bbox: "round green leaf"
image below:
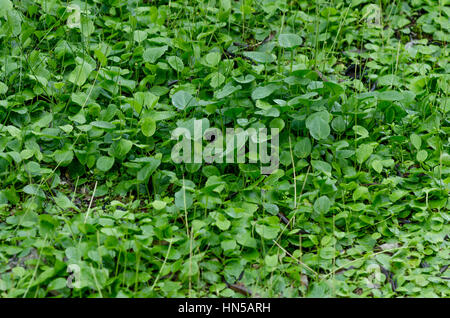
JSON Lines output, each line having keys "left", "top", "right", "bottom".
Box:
{"left": 255, "top": 223, "right": 279, "bottom": 240}
{"left": 314, "top": 196, "right": 331, "bottom": 215}
{"left": 242, "top": 51, "right": 275, "bottom": 64}
{"left": 96, "top": 156, "right": 115, "bottom": 172}
{"left": 202, "top": 52, "right": 221, "bottom": 67}
{"left": 306, "top": 116, "right": 330, "bottom": 140}
{"left": 270, "top": 118, "right": 285, "bottom": 131}
{"left": 278, "top": 33, "right": 303, "bottom": 48}
{"left": 294, "top": 138, "right": 312, "bottom": 158}
{"left": 167, "top": 56, "right": 184, "bottom": 72}
{"left": 109, "top": 139, "right": 133, "bottom": 160}
{"left": 0, "top": 81, "right": 8, "bottom": 94}
{"left": 210, "top": 72, "right": 225, "bottom": 88}
{"left": 417, "top": 150, "right": 428, "bottom": 162}
{"left": 141, "top": 117, "right": 156, "bottom": 137}
{"left": 371, "top": 160, "right": 383, "bottom": 173}
{"left": 171, "top": 90, "right": 197, "bottom": 110}
{"left": 143, "top": 46, "right": 168, "bottom": 63}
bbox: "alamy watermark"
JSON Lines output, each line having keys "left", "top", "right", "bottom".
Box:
{"left": 66, "top": 4, "right": 81, "bottom": 29}
{"left": 170, "top": 119, "right": 279, "bottom": 175}
{"left": 66, "top": 264, "right": 81, "bottom": 289}
{"left": 363, "top": 4, "right": 382, "bottom": 28}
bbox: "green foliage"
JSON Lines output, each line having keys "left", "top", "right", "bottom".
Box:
{"left": 0, "top": 0, "right": 448, "bottom": 299}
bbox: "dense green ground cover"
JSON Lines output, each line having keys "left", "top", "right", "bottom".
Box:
{"left": 0, "top": 0, "right": 449, "bottom": 298}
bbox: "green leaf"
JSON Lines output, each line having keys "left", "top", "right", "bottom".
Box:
{"left": 140, "top": 117, "right": 156, "bottom": 137}
{"left": 263, "top": 203, "right": 279, "bottom": 215}
{"left": 378, "top": 90, "right": 404, "bottom": 101}
{"left": 441, "top": 153, "right": 450, "bottom": 166}
{"left": 137, "top": 158, "right": 161, "bottom": 183}
{"left": 236, "top": 232, "right": 257, "bottom": 248}
{"left": 221, "top": 239, "right": 237, "bottom": 252}
{"left": 294, "top": 138, "right": 312, "bottom": 158}
{"left": 143, "top": 46, "right": 168, "bottom": 63}
{"left": 265, "top": 254, "right": 278, "bottom": 267}
{"left": 356, "top": 144, "right": 374, "bottom": 164}
{"left": 389, "top": 189, "right": 408, "bottom": 202}
{"left": 4, "top": 9, "right": 21, "bottom": 36}
{"left": 26, "top": 161, "right": 40, "bottom": 174}
{"left": 171, "top": 90, "right": 197, "bottom": 110}
{"left": 54, "top": 192, "right": 77, "bottom": 210}
{"left": 0, "top": 81, "right": 8, "bottom": 94}
{"left": 270, "top": 118, "right": 285, "bottom": 131}
{"left": 278, "top": 33, "right": 303, "bottom": 48}
{"left": 331, "top": 116, "right": 346, "bottom": 132}
{"left": 0, "top": 0, "right": 13, "bottom": 18}
{"left": 133, "top": 30, "right": 147, "bottom": 43}
{"left": 417, "top": 150, "right": 428, "bottom": 162}
{"left": 68, "top": 63, "right": 94, "bottom": 86}
{"left": 48, "top": 278, "right": 68, "bottom": 291}
{"left": 54, "top": 149, "right": 74, "bottom": 166}
{"left": 39, "top": 214, "right": 58, "bottom": 236}
{"left": 202, "top": 52, "right": 221, "bottom": 67}
{"left": 251, "top": 84, "right": 279, "bottom": 100}
{"left": 23, "top": 184, "right": 45, "bottom": 198}
{"left": 152, "top": 200, "right": 167, "bottom": 210}
{"left": 311, "top": 160, "right": 332, "bottom": 177}
{"left": 213, "top": 212, "right": 230, "bottom": 230}
{"left": 91, "top": 121, "right": 115, "bottom": 129}
{"left": 242, "top": 51, "right": 275, "bottom": 63}
{"left": 167, "top": 56, "right": 184, "bottom": 72}
{"left": 134, "top": 92, "right": 159, "bottom": 111}
{"left": 210, "top": 72, "right": 225, "bottom": 88}
{"left": 233, "top": 74, "right": 255, "bottom": 84}
{"left": 378, "top": 74, "right": 400, "bottom": 86}
{"left": 319, "top": 247, "right": 335, "bottom": 260}
{"left": 96, "top": 156, "right": 115, "bottom": 172}
{"left": 109, "top": 139, "right": 133, "bottom": 160}
{"left": 215, "top": 83, "right": 241, "bottom": 99}
{"left": 371, "top": 160, "right": 383, "bottom": 173}
{"left": 353, "top": 125, "right": 369, "bottom": 139}
{"left": 306, "top": 112, "right": 330, "bottom": 140}
{"left": 255, "top": 223, "right": 279, "bottom": 240}
{"left": 314, "top": 196, "right": 331, "bottom": 215}
{"left": 175, "top": 188, "right": 193, "bottom": 210}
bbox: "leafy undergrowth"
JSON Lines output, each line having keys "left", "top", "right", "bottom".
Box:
{"left": 0, "top": 0, "right": 449, "bottom": 298}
